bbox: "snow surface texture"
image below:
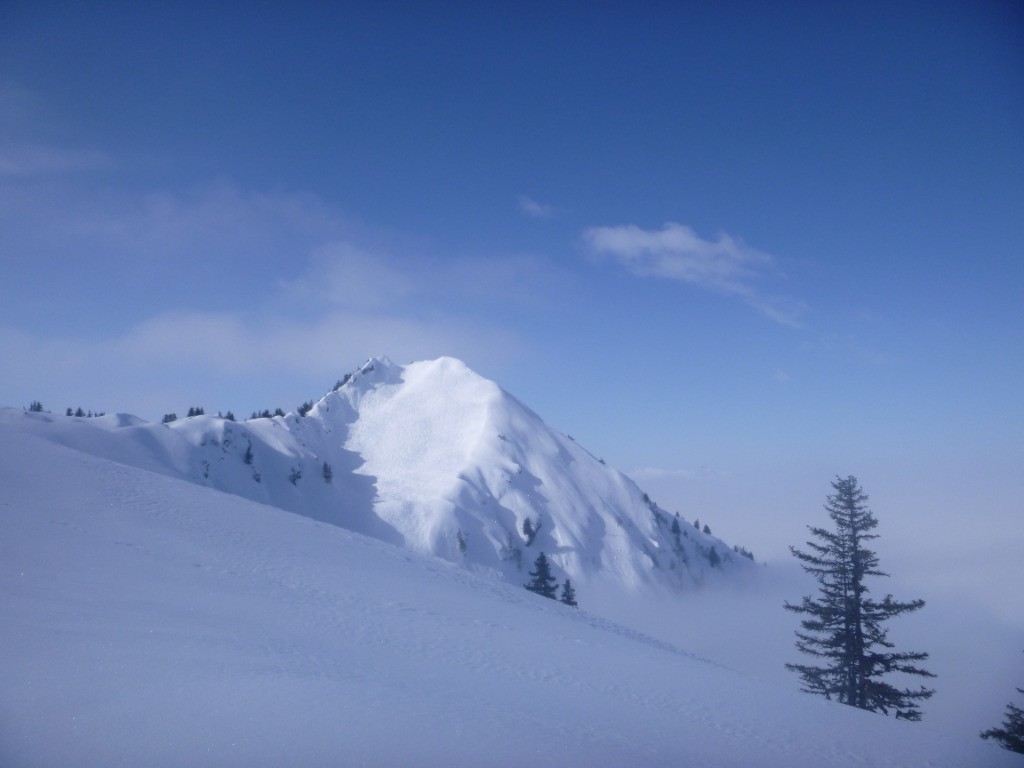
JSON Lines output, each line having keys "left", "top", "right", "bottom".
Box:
{"left": 1, "top": 423, "right": 1015, "bottom": 767}
{"left": 3, "top": 357, "right": 750, "bottom": 596}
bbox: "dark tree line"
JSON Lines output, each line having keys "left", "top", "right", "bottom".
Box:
{"left": 250, "top": 408, "right": 285, "bottom": 420}
{"left": 66, "top": 407, "right": 105, "bottom": 418}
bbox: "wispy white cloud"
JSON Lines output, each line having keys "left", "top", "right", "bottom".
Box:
{"left": 0, "top": 179, "right": 349, "bottom": 289}
{"left": 584, "top": 223, "right": 772, "bottom": 288}
{"left": 111, "top": 309, "right": 523, "bottom": 381}
{"left": 0, "top": 179, "right": 544, "bottom": 418}
{"left": 583, "top": 222, "right": 804, "bottom": 327}
{"left": 2, "top": 174, "right": 567, "bottom": 311}
{"left": 280, "top": 238, "right": 568, "bottom": 315}
{"left": 0, "top": 307, "right": 526, "bottom": 421}
{"left": 518, "top": 195, "right": 555, "bottom": 219}
{"left": 280, "top": 242, "right": 421, "bottom": 310}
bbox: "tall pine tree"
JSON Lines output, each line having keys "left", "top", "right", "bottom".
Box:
{"left": 785, "top": 475, "right": 935, "bottom": 720}
{"left": 524, "top": 552, "right": 559, "bottom": 599}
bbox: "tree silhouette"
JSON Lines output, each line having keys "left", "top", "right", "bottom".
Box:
{"left": 525, "top": 552, "right": 558, "bottom": 599}
{"left": 786, "top": 476, "right": 935, "bottom": 720}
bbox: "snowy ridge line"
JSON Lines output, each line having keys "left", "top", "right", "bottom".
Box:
{"left": 1, "top": 355, "right": 755, "bottom": 596}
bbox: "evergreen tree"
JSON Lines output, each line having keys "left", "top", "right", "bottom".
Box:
{"left": 559, "top": 578, "right": 578, "bottom": 607}
{"left": 981, "top": 670, "right": 1024, "bottom": 754}
{"left": 785, "top": 475, "right": 935, "bottom": 720}
{"left": 524, "top": 552, "right": 559, "bottom": 599}
{"left": 322, "top": 461, "right": 333, "bottom": 483}
{"left": 28, "top": 400, "right": 44, "bottom": 413}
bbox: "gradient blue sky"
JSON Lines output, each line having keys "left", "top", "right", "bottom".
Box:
{"left": 2, "top": 3, "right": 1022, "bottom": 590}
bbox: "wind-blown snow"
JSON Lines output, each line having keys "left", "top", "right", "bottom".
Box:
{"left": 1, "top": 421, "right": 1014, "bottom": 767}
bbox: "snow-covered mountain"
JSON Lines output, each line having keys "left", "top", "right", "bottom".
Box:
{"left": 2, "top": 421, "right": 1016, "bottom": 767}
{"left": 5, "top": 356, "right": 752, "bottom": 594}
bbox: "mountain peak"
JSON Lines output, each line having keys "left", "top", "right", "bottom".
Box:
{"left": 5, "top": 357, "right": 755, "bottom": 595}
{"left": 352, "top": 355, "right": 400, "bottom": 382}
{"left": 326, "top": 356, "right": 752, "bottom": 590}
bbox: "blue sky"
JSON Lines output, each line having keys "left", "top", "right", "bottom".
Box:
{"left": 2, "top": 2, "right": 1022, "bottom": 580}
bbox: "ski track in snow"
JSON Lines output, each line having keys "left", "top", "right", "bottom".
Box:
{"left": 1, "top": 418, "right": 1017, "bottom": 767}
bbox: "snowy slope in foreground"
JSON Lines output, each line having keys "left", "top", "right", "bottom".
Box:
{"left": 1, "top": 425, "right": 1013, "bottom": 767}
{"left": 2, "top": 357, "right": 753, "bottom": 596}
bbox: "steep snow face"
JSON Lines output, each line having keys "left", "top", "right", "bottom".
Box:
{"left": 337, "top": 357, "right": 748, "bottom": 590}
{"left": 349, "top": 358, "right": 500, "bottom": 508}
{"left": 345, "top": 357, "right": 503, "bottom": 552}
{"left": 0, "top": 356, "right": 751, "bottom": 593}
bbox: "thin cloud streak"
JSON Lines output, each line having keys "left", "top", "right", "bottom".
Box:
{"left": 0, "top": 178, "right": 541, "bottom": 418}
{"left": 518, "top": 195, "right": 555, "bottom": 219}
{"left": 0, "top": 308, "right": 526, "bottom": 421}
{"left": 280, "top": 242, "right": 422, "bottom": 310}
{"left": 583, "top": 222, "right": 805, "bottom": 327}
